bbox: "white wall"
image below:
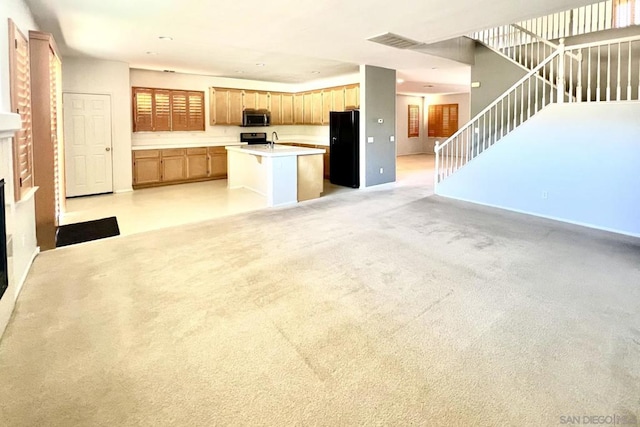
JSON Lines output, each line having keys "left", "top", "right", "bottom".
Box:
{"left": 437, "top": 102, "right": 640, "bottom": 237}
{"left": 0, "top": 0, "right": 40, "bottom": 337}
{"left": 425, "top": 92, "right": 471, "bottom": 154}
{"left": 62, "top": 58, "right": 133, "bottom": 192}
{"left": 396, "top": 95, "right": 429, "bottom": 156}
{"left": 130, "top": 69, "right": 360, "bottom": 147}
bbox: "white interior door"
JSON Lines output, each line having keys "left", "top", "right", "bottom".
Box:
{"left": 63, "top": 93, "right": 113, "bottom": 197}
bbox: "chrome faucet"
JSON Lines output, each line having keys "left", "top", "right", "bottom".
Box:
{"left": 271, "top": 131, "right": 278, "bottom": 148}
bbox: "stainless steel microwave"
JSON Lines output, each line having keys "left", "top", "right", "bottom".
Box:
{"left": 242, "top": 109, "right": 270, "bottom": 127}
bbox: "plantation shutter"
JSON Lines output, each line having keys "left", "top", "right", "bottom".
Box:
{"left": 8, "top": 20, "right": 34, "bottom": 201}
{"left": 169, "top": 91, "right": 187, "bottom": 131}
{"left": 187, "top": 91, "right": 205, "bottom": 130}
{"left": 154, "top": 90, "right": 172, "bottom": 131}
{"left": 133, "top": 88, "right": 154, "bottom": 131}
{"left": 428, "top": 104, "right": 458, "bottom": 138}
{"left": 408, "top": 104, "right": 420, "bottom": 137}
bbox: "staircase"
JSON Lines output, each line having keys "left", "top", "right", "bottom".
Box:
{"left": 435, "top": 0, "right": 640, "bottom": 187}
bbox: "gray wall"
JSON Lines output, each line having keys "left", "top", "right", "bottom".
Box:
{"left": 470, "top": 43, "right": 527, "bottom": 116}
{"left": 363, "top": 65, "right": 396, "bottom": 186}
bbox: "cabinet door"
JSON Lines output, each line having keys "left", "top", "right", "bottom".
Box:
{"left": 208, "top": 147, "right": 227, "bottom": 178}
{"left": 133, "top": 151, "right": 161, "bottom": 185}
{"left": 186, "top": 148, "right": 208, "bottom": 179}
{"left": 162, "top": 156, "right": 186, "bottom": 182}
{"left": 322, "top": 89, "right": 332, "bottom": 124}
{"left": 332, "top": 87, "right": 345, "bottom": 112}
{"left": 293, "top": 93, "right": 304, "bottom": 124}
{"left": 281, "top": 93, "right": 294, "bottom": 125}
{"left": 345, "top": 84, "right": 359, "bottom": 109}
{"left": 270, "top": 93, "right": 282, "bottom": 125}
{"left": 303, "top": 92, "right": 313, "bottom": 124}
{"left": 228, "top": 89, "right": 244, "bottom": 125}
{"left": 211, "top": 88, "right": 229, "bottom": 125}
{"left": 323, "top": 147, "right": 330, "bottom": 179}
{"left": 312, "top": 91, "right": 323, "bottom": 125}
{"left": 243, "top": 91, "right": 258, "bottom": 110}
{"left": 257, "top": 92, "right": 270, "bottom": 110}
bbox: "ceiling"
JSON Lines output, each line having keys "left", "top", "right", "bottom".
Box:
{"left": 25, "top": 0, "right": 594, "bottom": 95}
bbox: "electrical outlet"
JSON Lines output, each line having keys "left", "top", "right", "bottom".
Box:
{"left": 542, "top": 191, "right": 548, "bottom": 199}
{"left": 380, "top": 167, "right": 384, "bottom": 174}
{"left": 367, "top": 137, "right": 374, "bottom": 143}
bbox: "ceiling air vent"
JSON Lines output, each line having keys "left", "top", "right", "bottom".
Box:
{"left": 367, "top": 33, "right": 423, "bottom": 50}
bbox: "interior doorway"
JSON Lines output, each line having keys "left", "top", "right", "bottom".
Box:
{"left": 63, "top": 93, "right": 113, "bottom": 197}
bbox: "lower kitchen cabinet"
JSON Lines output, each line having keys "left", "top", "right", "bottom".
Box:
{"left": 280, "top": 143, "right": 330, "bottom": 179}
{"left": 133, "top": 146, "right": 229, "bottom": 189}
{"left": 208, "top": 146, "right": 227, "bottom": 179}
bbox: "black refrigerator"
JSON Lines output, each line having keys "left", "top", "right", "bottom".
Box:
{"left": 329, "top": 110, "right": 359, "bottom": 188}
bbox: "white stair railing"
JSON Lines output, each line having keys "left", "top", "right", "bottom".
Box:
{"left": 435, "top": 52, "right": 562, "bottom": 184}
{"left": 435, "top": 33, "right": 640, "bottom": 189}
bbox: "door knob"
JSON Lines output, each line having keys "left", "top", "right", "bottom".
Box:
{"left": 105, "top": 147, "right": 111, "bottom": 151}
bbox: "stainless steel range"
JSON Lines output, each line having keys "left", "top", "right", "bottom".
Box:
{"left": 240, "top": 132, "right": 268, "bottom": 145}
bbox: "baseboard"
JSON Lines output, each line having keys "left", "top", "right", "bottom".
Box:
{"left": 434, "top": 193, "right": 640, "bottom": 239}
{"left": 114, "top": 188, "right": 133, "bottom": 194}
{"left": 15, "top": 246, "right": 40, "bottom": 299}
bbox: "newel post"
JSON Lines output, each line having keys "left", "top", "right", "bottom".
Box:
{"left": 557, "top": 38, "right": 566, "bottom": 104}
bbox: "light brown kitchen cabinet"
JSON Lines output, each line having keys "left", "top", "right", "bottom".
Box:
{"left": 303, "top": 92, "right": 313, "bottom": 124}
{"left": 322, "top": 89, "right": 333, "bottom": 124}
{"left": 186, "top": 147, "right": 208, "bottom": 179}
{"left": 133, "top": 150, "right": 162, "bottom": 185}
{"left": 281, "top": 93, "right": 294, "bottom": 124}
{"left": 294, "top": 93, "right": 304, "bottom": 124}
{"left": 279, "top": 142, "right": 330, "bottom": 179}
{"left": 208, "top": 146, "right": 227, "bottom": 178}
{"left": 270, "top": 92, "right": 282, "bottom": 125}
{"left": 345, "top": 84, "right": 360, "bottom": 109}
{"left": 210, "top": 88, "right": 243, "bottom": 125}
{"left": 332, "top": 87, "right": 346, "bottom": 113}
{"left": 161, "top": 149, "right": 187, "bottom": 182}
{"left": 133, "top": 146, "right": 229, "bottom": 189}
{"left": 312, "top": 91, "right": 323, "bottom": 125}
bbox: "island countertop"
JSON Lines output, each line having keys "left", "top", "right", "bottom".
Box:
{"left": 226, "top": 144, "right": 325, "bottom": 157}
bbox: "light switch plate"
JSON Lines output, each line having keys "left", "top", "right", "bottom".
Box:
{"left": 367, "top": 137, "right": 374, "bottom": 143}
{"left": 389, "top": 136, "right": 395, "bottom": 142}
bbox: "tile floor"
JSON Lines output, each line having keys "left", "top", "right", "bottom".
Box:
{"left": 60, "top": 154, "right": 434, "bottom": 237}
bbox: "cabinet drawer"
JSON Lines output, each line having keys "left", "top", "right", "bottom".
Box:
{"left": 134, "top": 149, "right": 160, "bottom": 159}
{"left": 186, "top": 147, "right": 207, "bottom": 155}
{"left": 161, "top": 148, "right": 186, "bottom": 157}
{"left": 208, "top": 146, "right": 227, "bottom": 154}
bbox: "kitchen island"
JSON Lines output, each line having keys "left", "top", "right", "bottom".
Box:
{"left": 226, "top": 144, "right": 326, "bottom": 207}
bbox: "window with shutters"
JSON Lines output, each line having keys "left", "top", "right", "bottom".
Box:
{"left": 132, "top": 87, "right": 204, "bottom": 132}
{"left": 8, "top": 19, "right": 34, "bottom": 202}
{"left": 428, "top": 104, "right": 458, "bottom": 138}
{"left": 408, "top": 105, "right": 420, "bottom": 138}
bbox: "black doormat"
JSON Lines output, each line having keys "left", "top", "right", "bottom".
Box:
{"left": 56, "top": 217, "right": 120, "bottom": 248}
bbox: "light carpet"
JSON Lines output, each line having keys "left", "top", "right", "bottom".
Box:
{"left": 0, "top": 180, "right": 639, "bottom": 426}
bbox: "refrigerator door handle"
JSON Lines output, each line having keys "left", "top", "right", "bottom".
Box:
{"left": 331, "top": 136, "right": 337, "bottom": 145}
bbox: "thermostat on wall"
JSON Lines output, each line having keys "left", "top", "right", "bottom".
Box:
{"left": 471, "top": 81, "right": 481, "bottom": 88}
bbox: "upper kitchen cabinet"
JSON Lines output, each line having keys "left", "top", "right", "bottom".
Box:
{"left": 312, "top": 91, "right": 323, "bottom": 125}
{"left": 293, "top": 93, "right": 304, "bottom": 125}
{"left": 303, "top": 92, "right": 313, "bottom": 124}
{"left": 345, "top": 84, "right": 360, "bottom": 110}
{"left": 29, "top": 30, "right": 64, "bottom": 251}
{"left": 210, "top": 87, "right": 243, "bottom": 125}
{"left": 243, "top": 90, "right": 270, "bottom": 111}
{"left": 281, "top": 93, "right": 294, "bottom": 125}
{"left": 331, "top": 87, "right": 346, "bottom": 114}
{"left": 322, "top": 89, "right": 333, "bottom": 124}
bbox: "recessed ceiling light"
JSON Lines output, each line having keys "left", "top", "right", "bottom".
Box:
{"left": 256, "top": 63, "right": 265, "bottom": 67}
{"left": 146, "top": 51, "right": 158, "bottom": 55}
{"left": 311, "top": 71, "right": 321, "bottom": 74}
{"left": 397, "top": 79, "right": 404, "bottom": 83}
{"left": 159, "top": 36, "right": 173, "bottom": 41}
{"left": 431, "top": 67, "right": 438, "bottom": 70}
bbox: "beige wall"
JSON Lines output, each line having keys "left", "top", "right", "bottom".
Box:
{"left": 0, "top": 0, "right": 40, "bottom": 337}
{"left": 396, "top": 95, "right": 429, "bottom": 156}
{"left": 62, "top": 58, "right": 133, "bottom": 193}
